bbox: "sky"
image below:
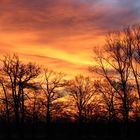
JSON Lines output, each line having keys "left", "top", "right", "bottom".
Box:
{"left": 0, "top": 0, "right": 140, "bottom": 77}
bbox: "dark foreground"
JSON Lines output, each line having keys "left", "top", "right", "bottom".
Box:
{"left": 0, "top": 121, "right": 140, "bottom": 140}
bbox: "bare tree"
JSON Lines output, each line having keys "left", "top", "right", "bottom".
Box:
{"left": 94, "top": 80, "right": 117, "bottom": 123}
{"left": 123, "top": 25, "right": 140, "bottom": 101}
{"left": 41, "top": 69, "right": 66, "bottom": 127}
{"left": 67, "top": 75, "right": 95, "bottom": 124}
{"left": 17, "top": 62, "right": 41, "bottom": 125}
{"left": 90, "top": 30, "right": 136, "bottom": 135}
{"left": 109, "top": 25, "right": 140, "bottom": 120}
{"left": 0, "top": 54, "right": 41, "bottom": 127}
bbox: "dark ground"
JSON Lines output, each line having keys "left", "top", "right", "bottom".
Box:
{"left": 0, "top": 121, "right": 140, "bottom": 140}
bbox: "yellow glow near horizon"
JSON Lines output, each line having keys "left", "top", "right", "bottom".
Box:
{"left": 0, "top": 31, "right": 103, "bottom": 77}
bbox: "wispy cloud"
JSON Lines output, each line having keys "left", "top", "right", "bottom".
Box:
{"left": 0, "top": 0, "right": 139, "bottom": 76}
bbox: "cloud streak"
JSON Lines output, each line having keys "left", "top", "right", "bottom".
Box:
{"left": 0, "top": 0, "right": 139, "bottom": 76}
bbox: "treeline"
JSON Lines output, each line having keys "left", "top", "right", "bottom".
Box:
{"left": 0, "top": 25, "right": 140, "bottom": 138}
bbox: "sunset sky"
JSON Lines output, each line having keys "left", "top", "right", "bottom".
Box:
{"left": 0, "top": 0, "right": 140, "bottom": 77}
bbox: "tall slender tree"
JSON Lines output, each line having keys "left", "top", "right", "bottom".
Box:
{"left": 41, "top": 69, "right": 66, "bottom": 127}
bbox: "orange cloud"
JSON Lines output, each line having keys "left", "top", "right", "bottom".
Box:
{"left": 0, "top": 0, "right": 139, "bottom": 77}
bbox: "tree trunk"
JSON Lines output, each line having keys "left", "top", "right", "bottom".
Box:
{"left": 15, "top": 105, "right": 19, "bottom": 127}
{"left": 123, "top": 99, "right": 129, "bottom": 137}
{"left": 14, "top": 95, "right": 20, "bottom": 128}
{"left": 46, "top": 96, "right": 51, "bottom": 127}
{"left": 78, "top": 109, "right": 82, "bottom": 125}
{"left": 2, "top": 83, "right": 10, "bottom": 124}
{"left": 21, "top": 88, "right": 25, "bottom": 125}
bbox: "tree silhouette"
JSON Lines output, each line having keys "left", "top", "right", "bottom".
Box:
{"left": 67, "top": 75, "right": 95, "bottom": 124}
{"left": 94, "top": 80, "right": 117, "bottom": 123}
{"left": 0, "top": 54, "right": 41, "bottom": 128}
{"left": 41, "top": 69, "right": 66, "bottom": 127}
{"left": 0, "top": 77, "right": 10, "bottom": 125}
{"left": 90, "top": 30, "right": 136, "bottom": 136}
